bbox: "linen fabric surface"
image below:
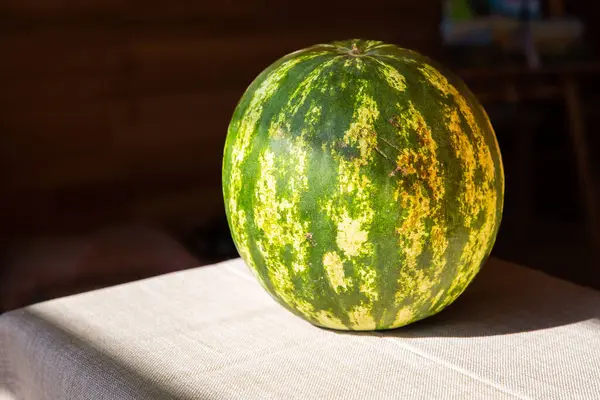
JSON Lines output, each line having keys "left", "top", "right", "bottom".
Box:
{"left": 1, "top": 257, "right": 600, "bottom": 399}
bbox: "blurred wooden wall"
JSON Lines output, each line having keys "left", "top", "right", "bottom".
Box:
{"left": 0, "top": 1, "right": 441, "bottom": 238}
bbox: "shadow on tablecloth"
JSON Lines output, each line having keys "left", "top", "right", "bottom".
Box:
{"left": 337, "top": 259, "right": 600, "bottom": 338}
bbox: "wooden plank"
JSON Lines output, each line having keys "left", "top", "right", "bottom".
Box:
{"left": 0, "top": 74, "right": 123, "bottom": 104}
{"left": 1, "top": 1, "right": 432, "bottom": 24}
{"left": 0, "top": 96, "right": 127, "bottom": 126}
{"left": 1, "top": 182, "right": 224, "bottom": 236}
{"left": 111, "top": 90, "right": 235, "bottom": 177}
{"left": 131, "top": 90, "right": 238, "bottom": 136}
{"left": 128, "top": 33, "right": 284, "bottom": 92}
{"left": 1, "top": 89, "right": 233, "bottom": 192}
{"left": 128, "top": 25, "right": 437, "bottom": 95}
{"left": 0, "top": 0, "right": 125, "bottom": 19}
{"left": 1, "top": 137, "right": 221, "bottom": 195}
{"left": 1, "top": 146, "right": 125, "bottom": 193}
{"left": 1, "top": 97, "right": 128, "bottom": 189}
{"left": 0, "top": 29, "right": 125, "bottom": 78}
{"left": 122, "top": 0, "right": 430, "bottom": 22}
{"left": 123, "top": 186, "right": 224, "bottom": 229}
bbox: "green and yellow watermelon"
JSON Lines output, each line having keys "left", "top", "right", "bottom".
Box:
{"left": 222, "top": 39, "right": 504, "bottom": 331}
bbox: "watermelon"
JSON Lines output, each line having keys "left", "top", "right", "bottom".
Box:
{"left": 222, "top": 39, "right": 504, "bottom": 331}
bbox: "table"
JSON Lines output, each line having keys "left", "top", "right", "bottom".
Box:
{"left": 2, "top": 257, "right": 600, "bottom": 399}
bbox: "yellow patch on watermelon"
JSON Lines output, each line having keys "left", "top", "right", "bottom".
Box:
{"left": 336, "top": 215, "right": 369, "bottom": 258}
{"left": 429, "top": 288, "right": 447, "bottom": 313}
{"left": 374, "top": 59, "right": 406, "bottom": 92}
{"left": 394, "top": 182, "right": 431, "bottom": 271}
{"left": 323, "top": 252, "right": 348, "bottom": 292}
{"left": 419, "top": 63, "right": 496, "bottom": 186}
{"left": 342, "top": 91, "right": 380, "bottom": 166}
{"left": 393, "top": 101, "right": 444, "bottom": 202}
{"left": 393, "top": 306, "right": 415, "bottom": 327}
{"left": 280, "top": 58, "right": 338, "bottom": 121}
{"left": 305, "top": 105, "right": 322, "bottom": 129}
{"left": 430, "top": 223, "right": 449, "bottom": 279}
{"left": 419, "top": 64, "right": 453, "bottom": 97}
{"left": 313, "top": 310, "right": 347, "bottom": 330}
{"left": 362, "top": 40, "right": 385, "bottom": 50}
{"left": 447, "top": 107, "right": 477, "bottom": 227}
{"left": 348, "top": 304, "right": 377, "bottom": 330}
{"left": 357, "top": 267, "right": 379, "bottom": 302}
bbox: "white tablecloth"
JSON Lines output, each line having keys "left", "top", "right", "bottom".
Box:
{"left": 1, "top": 257, "right": 600, "bottom": 399}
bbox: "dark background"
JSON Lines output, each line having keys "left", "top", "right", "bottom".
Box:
{"left": 2, "top": 0, "right": 600, "bottom": 311}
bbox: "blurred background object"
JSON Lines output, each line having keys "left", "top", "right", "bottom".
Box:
{"left": 1, "top": 0, "right": 599, "bottom": 311}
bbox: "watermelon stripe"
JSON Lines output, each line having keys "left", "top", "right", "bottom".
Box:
{"left": 245, "top": 53, "right": 349, "bottom": 328}
{"left": 255, "top": 57, "right": 352, "bottom": 329}
{"left": 417, "top": 64, "right": 501, "bottom": 310}
{"left": 224, "top": 54, "right": 312, "bottom": 283}
{"left": 391, "top": 99, "right": 450, "bottom": 326}
{"left": 326, "top": 86, "right": 380, "bottom": 329}
{"left": 372, "top": 58, "right": 407, "bottom": 93}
